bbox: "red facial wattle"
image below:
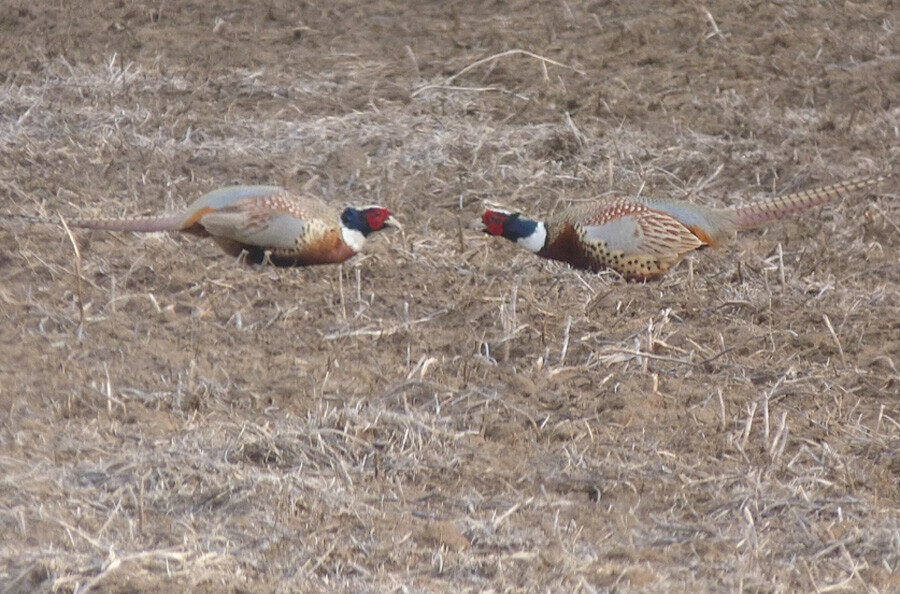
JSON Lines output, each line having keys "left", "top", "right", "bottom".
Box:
{"left": 482, "top": 210, "right": 506, "bottom": 236}
{"left": 366, "top": 208, "right": 389, "bottom": 230}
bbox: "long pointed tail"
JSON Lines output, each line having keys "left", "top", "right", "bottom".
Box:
{"left": 732, "top": 176, "right": 885, "bottom": 231}
{"left": 0, "top": 212, "right": 183, "bottom": 233}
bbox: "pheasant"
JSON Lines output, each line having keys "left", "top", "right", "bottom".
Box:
{"left": 1, "top": 185, "right": 399, "bottom": 266}
{"left": 481, "top": 176, "right": 885, "bottom": 281}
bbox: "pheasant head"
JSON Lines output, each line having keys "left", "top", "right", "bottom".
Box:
{"left": 340, "top": 206, "right": 400, "bottom": 252}
{"left": 481, "top": 209, "right": 547, "bottom": 253}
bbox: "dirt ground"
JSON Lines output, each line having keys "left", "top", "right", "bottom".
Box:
{"left": 0, "top": 0, "right": 898, "bottom": 592}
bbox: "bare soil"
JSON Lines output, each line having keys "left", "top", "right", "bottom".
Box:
{"left": 0, "top": 1, "right": 898, "bottom": 592}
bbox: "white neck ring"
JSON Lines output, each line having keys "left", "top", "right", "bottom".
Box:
{"left": 340, "top": 226, "right": 367, "bottom": 253}
{"left": 515, "top": 222, "right": 547, "bottom": 253}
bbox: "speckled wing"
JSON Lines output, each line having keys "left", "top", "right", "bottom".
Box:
{"left": 195, "top": 192, "right": 339, "bottom": 251}
{"left": 559, "top": 198, "right": 703, "bottom": 263}
{"left": 181, "top": 186, "right": 284, "bottom": 213}
{"left": 177, "top": 186, "right": 283, "bottom": 230}
{"left": 633, "top": 197, "right": 737, "bottom": 247}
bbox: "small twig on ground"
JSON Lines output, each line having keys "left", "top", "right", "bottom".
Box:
{"left": 338, "top": 264, "right": 346, "bottom": 319}
{"left": 777, "top": 242, "right": 786, "bottom": 293}
{"left": 412, "top": 49, "right": 584, "bottom": 98}
{"left": 717, "top": 388, "right": 727, "bottom": 431}
{"left": 741, "top": 401, "right": 758, "bottom": 449}
{"left": 565, "top": 112, "right": 586, "bottom": 148}
{"left": 443, "top": 49, "right": 585, "bottom": 86}
{"left": 822, "top": 314, "right": 846, "bottom": 368}
{"left": 703, "top": 8, "right": 726, "bottom": 41}
{"left": 58, "top": 214, "right": 85, "bottom": 334}
{"left": 493, "top": 498, "right": 532, "bottom": 530}
{"left": 409, "top": 84, "right": 531, "bottom": 100}
{"left": 559, "top": 315, "right": 572, "bottom": 365}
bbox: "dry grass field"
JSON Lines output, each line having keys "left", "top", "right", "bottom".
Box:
{"left": 0, "top": 1, "right": 898, "bottom": 592}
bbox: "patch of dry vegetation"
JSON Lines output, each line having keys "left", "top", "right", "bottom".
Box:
{"left": 0, "top": 1, "right": 898, "bottom": 592}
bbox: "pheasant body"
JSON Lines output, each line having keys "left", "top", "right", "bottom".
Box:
{"left": 2, "top": 186, "right": 398, "bottom": 267}
{"left": 482, "top": 176, "right": 884, "bottom": 281}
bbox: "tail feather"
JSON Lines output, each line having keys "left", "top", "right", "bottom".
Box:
{"left": 0, "top": 212, "right": 183, "bottom": 233}
{"left": 732, "top": 176, "right": 884, "bottom": 231}
{"left": 0, "top": 213, "right": 56, "bottom": 226}
{"left": 68, "top": 214, "right": 184, "bottom": 233}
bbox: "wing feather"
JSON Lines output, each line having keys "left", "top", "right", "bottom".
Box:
{"left": 198, "top": 205, "right": 310, "bottom": 251}
{"left": 576, "top": 205, "right": 702, "bottom": 261}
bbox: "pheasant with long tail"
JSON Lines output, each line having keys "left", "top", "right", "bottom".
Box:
{"left": 481, "top": 176, "right": 885, "bottom": 281}
{"left": 2, "top": 186, "right": 400, "bottom": 267}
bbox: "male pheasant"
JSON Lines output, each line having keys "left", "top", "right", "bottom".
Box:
{"left": 2, "top": 185, "right": 399, "bottom": 267}
{"left": 481, "top": 176, "right": 884, "bottom": 281}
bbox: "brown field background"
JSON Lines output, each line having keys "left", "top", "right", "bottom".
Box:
{"left": 0, "top": 1, "right": 898, "bottom": 592}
